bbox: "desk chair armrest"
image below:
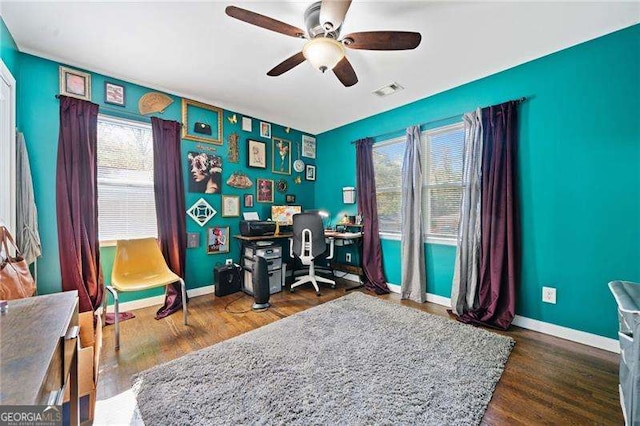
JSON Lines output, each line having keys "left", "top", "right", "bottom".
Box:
{"left": 289, "top": 237, "right": 294, "bottom": 258}
{"left": 326, "top": 238, "right": 334, "bottom": 260}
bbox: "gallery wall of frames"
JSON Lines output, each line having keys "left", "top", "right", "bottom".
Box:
{"left": 17, "top": 52, "right": 318, "bottom": 300}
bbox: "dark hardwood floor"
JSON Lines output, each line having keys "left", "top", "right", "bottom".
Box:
{"left": 97, "top": 279, "right": 622, "bottom": 425}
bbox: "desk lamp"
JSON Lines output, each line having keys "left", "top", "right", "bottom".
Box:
{"left": 319, "top": 210, "right": 330, "bottom": 229}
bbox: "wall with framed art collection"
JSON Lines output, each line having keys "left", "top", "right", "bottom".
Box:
{"left": 16, "top": 51, "right": 318, "bottom": 302}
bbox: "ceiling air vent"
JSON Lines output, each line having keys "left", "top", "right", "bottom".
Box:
{"left": 372, "top": 82, "right": 404, "bottom": 97}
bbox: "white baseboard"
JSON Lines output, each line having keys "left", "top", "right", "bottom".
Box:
{"left": 386, "top": 282, "right": 619, "bottom": 353}
{"left": 510, "top": 315, "right": 620, "bottom": 353}
{"left": 105, "top": 284, "right": 215, "bottom": 313}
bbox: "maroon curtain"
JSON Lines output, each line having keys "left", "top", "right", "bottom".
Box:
{"left": 464, "top": 101, "right": 519, "bottom": 329}
{"left": 56, "top": 95, "right": 103, "bottom": 313}
{"left": 356, "top": 138, "right": 389, "bottom": 295}
{"left": 151, "top": 117, "right": 187, "bottom": 319}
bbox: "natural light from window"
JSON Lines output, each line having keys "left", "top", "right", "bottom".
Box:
{"left": 372, "top": 122, "right": 465, "bottom": 243}
{"left": 97, "top": 115, "right": 157, "bottom": 242}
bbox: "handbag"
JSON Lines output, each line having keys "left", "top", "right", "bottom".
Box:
{"left": 0, "top": 226, "right": 36, "bottom": 300}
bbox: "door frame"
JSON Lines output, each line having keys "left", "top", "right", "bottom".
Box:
{"left": 0, "top": 58, "right": 17, "bottom": 235}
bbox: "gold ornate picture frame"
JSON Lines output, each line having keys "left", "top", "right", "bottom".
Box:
{"left": 181, "top": 98, "right": 223, "bottom": 144}
{"left": 272, "top": 137, "right": 291, "bottom": 175}
{"left": 59, "top": 66, "right": 91, "bottom": 101}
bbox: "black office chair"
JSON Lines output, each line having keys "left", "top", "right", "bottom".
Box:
{"left": 289, "top": 213, "right": 335, "bottom": 296}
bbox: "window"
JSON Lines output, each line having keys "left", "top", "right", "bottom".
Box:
{"left": 372, "top": 137, "right": 404, "bottom": 234}
{"left": 423, "top": 123, "right": 464, "bottom": 239}
{"left": 372, "top": 122, "right": 465, "bottom": 243}
{"left": 97, "top": 115, "right": 157, "bottom": 243}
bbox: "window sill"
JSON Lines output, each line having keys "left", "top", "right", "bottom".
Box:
{"left": 99, "top": 237, "right": 158, "bottom": 248}
{"left": 425, "top": 236, "right": 457, "bottom": 247}
{"left": 378, "top": 232, "right": 457, "bottom": 246}
{"left": 379, "top": 232, "right": 401, "bottom": 241}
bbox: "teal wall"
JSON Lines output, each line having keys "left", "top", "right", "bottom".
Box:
{"left": 17, "top": 52, "right": 316, "bottom": 304}
{"left": 316, "top": 24, "right": 640, "bottom": 339}
{"left": 0, "top": 17, "right": 20, "bottom": 78}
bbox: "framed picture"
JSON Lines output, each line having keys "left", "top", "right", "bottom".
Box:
{"left": 187, "top": 232, "right": 200, "bottom": 248}
{"left": 247, "top": 139, "right": 267, "bottom": 169}
{"left": 272, "top": 138, "right": 291, "bottom": 175}
{"left": 222, "top": 195, "right": 240, "bottom": 217}
{"left": 305, "top": 164, "right": 316, "bottom": 181}
{"left": 244, "top": 194, "right": 254, "bottom": 208}
{"left": 242, "top": 116, "right": 252, "bottom": 132}
{"left": 181, "top": 98, "right": 223, "bottom": 144}
{"left": 256, "top": 178, "right": 274, "bottom": 203}
{"left": 207, "top": 226, "right": 230, "bottom": 254}
{"left": 302, "top": 135, "right": 316, "bottom": 159}
{"left": 260, "top": 121, "right": 271, "bottom": 139}
{"left": 187, "top": 152, "right": 222, "bottom": 193}
{"left": 59, "top": 66, "right": 91, "bottom": 101}
{"left": 286, "top": 194, "right": 296, "bottom": 204}
{"left": 104, "top": 81, "right": 125, "bottom": 106}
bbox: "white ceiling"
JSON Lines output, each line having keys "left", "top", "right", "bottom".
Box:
{"left": 3, "top": 1, "right": 639, "bottom": 134}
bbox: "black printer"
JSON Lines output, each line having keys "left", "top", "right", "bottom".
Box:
{"left": 240, "top": 220, "right": 276, "bottom": 237}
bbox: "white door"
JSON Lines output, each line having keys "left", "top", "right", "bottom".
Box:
{"left": 0, "top": 59, "right": 16, "bottom": 236}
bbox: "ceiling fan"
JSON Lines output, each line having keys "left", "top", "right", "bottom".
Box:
{"left": 225, "top": 1, "right": 422, "bottom": 87}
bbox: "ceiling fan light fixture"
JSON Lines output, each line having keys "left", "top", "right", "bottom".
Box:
{"left": 303, "top": 37, "right": 345, "bottom": 73}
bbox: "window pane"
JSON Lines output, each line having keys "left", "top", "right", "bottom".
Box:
{"left": 372, "top": 140, "right": 404, "bottom": 190}
{"left": 427, "top": 186, "right": 462, "bottom": 237}
{"left": 97, "top": 116, "right": 157, "bottom": 241}
{"left": 428, "top": 127, "right": 464, "bottom": 185}
{"left": 372, "top": 138, "right": 404, "bottom": 233}
{"left": 377, "top": 190, "right": 402, "bottom": 233}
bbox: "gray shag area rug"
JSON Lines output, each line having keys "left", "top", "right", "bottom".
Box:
{"left": 133, "top": 292, "right": 514, "bottom": 425}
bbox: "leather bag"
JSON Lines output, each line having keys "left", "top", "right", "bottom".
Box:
{"left": 0, "top": 226, "right": 36, "bottom": 300}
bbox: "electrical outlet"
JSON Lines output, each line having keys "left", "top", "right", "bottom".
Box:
{"left": 542, "top": 286, "right": 556, "bottom": 304}
{"left": 225, "top": 259, "right": 233, "bottom": 265}
{"left": 346, "top": 253, "right": 352, "bottom": 263}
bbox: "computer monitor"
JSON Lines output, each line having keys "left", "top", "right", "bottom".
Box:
{"left": 271, "top": 205, "right": 301, "bottom": 226}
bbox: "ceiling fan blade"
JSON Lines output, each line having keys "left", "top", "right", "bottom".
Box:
{"left": 225, "top": 6, "right": 306, "bottom": 38}
{"left": 333, "top": 57, "right": 358, "bottom": 87}
{"left": 267, "top": 52, "right": 306, "bottom": 76}
{"left": 342, "top": 31, "right": 422, "bottom": 50}
{"left": 319, "top": 0, "right": 352, "bottom": 32}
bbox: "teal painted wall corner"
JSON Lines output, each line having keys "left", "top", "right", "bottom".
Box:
{"left": 316, "top": 24, "right": 640, "bottom": 339}
{"left": 0, "top": 17, "right": 20, "bottom": 77}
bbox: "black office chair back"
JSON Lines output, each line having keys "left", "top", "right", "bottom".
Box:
{"left": 292, "top": 213, "right": 326, "bottom": 258}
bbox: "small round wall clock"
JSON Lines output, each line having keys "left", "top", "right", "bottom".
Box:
{"left": 276, "top": 179, "right": 288, "bottom": 193}
{"left": 293, "top": 140, "right": 305, "bottom": 172}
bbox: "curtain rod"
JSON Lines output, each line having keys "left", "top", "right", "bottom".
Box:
{"left": 351, "top": 96, "right": 527, "bottom": 144}
{"left": 54, "top": 94, "right": 182, "bottom": 125}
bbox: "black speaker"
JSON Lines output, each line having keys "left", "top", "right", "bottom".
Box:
{"left": 214, "top": 264, "right": 241, "bottom": 297}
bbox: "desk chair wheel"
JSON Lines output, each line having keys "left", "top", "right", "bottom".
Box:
{"left": 290, "top": 287, "right": 295, "bottom": 293}
{"left": 316, "top": 291, "right": 321, "bottom": 296}
{"left": 330, "top": 284, "right": 336, "bottom": 289}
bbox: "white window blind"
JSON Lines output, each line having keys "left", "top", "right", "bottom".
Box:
{"left": 97, "top": 115, "right": 157, "bottom": 242}
{"left": 423, "top": 123, "right": 465, "bottom": 239}
{"left": 372, "top": 137, "right": 405, "bottom": 234}
{"left": 371, "top": 122, "right": 465, "bottom": 242}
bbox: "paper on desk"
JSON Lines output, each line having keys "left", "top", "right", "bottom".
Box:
{"left": 243, "top": 212, "right": 260, "bottom": 220}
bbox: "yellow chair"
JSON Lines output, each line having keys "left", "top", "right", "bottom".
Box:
{"left": 105, "top": 238, "right": 188, "bottom": 350}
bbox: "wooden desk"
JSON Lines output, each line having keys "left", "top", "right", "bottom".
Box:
{"left": 234, "top": 230, "right": 363, "bottom": 241}
{"left": 0, "top": 291, "right": 80, "bottom": 425}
